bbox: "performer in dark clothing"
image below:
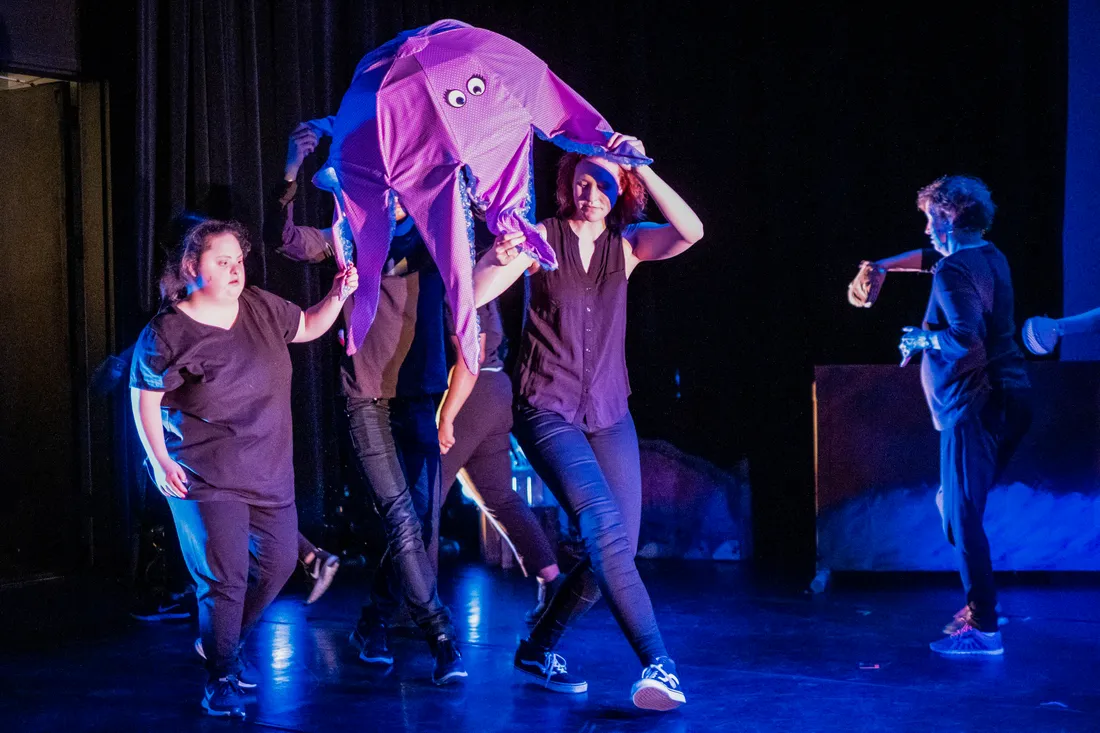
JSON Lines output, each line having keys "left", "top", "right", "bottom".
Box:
{"left": 851, "top": 175, "right": 1031, "bottom": 656}
{"left": 472, "top": 133, "right": 703, "bottom": 711}
{"left": 438, "top": 281, "right": 562, "bottom": 624}
{"left": 131, "top": 219, "right": 357, "bottom": 718}
{"left": 271, "top": 123, "right": 473, "bottom": 685}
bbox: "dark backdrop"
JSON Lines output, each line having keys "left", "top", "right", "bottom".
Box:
{"left": 93, "top": 1, "right": 1066, "bottom": 576}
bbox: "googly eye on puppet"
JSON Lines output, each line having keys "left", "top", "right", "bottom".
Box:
{"left": 312, "top": 18, "right": 654, "bottom": 379}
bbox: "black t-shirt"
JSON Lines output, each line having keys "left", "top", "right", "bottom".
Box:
{"left": 920, "top": 244, "right": 1030, "bottom": 431}
{"left": 267, "top": 181, "right": 447, "bottom": 399}
{"left": 339, "top": 220, "right": 449, "bottom": 399}
{"left": 130, "top": 286, "right": 303, "bottom": 506}
{"left": 445, "top": 298, "right": 506, "bottom": 371}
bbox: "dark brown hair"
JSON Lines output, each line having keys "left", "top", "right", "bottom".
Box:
{"left": 916, "top": 175, "right": 996, "bottom": 233}
{"left": 159, "top": 219, "right": 251, "bottom": 303}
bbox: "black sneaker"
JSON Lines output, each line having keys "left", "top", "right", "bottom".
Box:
{"left": 194, "top": 638, "right": 259, "bottom": 689}
{"left": 129, "top": 591, "right": 193, "bottom": 622}
{"left": 631, "top": 657, "right": 685, "bottom": 711}
{"left": 514, "top": 639, "right": 587, "bottom": 694}
{"left": 524, "top": 576, "right": 563, "bottom": 627}
{"left": 430, "top": 634, "right": 468, "bottom": 686}
{"left": 202, "top": 675, "right": 247, "bottom": 718}
{"left": 350, "top": 618, "right": 394, "bottom": 666}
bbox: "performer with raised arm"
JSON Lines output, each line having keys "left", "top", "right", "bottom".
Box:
{"left": 473, "top": 133, "right": 703, "bottom": 711}
{"left": 131, "top": 220, "right": 357, "bottom": 718}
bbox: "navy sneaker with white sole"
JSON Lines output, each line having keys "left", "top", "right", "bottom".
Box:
{"left": 930, "top": 624, "right": 1004, "bottom": 656}
{"left": 350, "top": 619, "right": 394, "bottom": 666}
{"left": 513, "top": 639, "right": 587, "bottom": 694}
{"left": 202, "top": 674, "right": 246, "bottom": 719}
{"left": 430, "top": 634, "right": 468, "bottom": 685}
{"left": 631, "top": 657, "right": 686, "bottom": 711}
{"left": 195, "top": 638, "right": 259, "bottom": 689}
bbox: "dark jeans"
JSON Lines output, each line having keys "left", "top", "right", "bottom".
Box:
{"left": 514, "top": 405, "right": 667, "bottom": 665}
{"left": 938, "top": 388, "right": 1032, "bottom": 632}
{"left": 168, "top": 498, "right": 298, "bottom": 679}
{"left": 440, "top": 371, "right": 557, "bottom": 576}
{"left": 346, "top": 396, "right": 451, "bottom": 638}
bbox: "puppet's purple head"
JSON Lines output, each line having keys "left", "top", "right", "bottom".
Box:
{"left": 316, "top": 19, "right": 651, "bottom": 374}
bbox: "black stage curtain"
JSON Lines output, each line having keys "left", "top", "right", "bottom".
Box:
{"left": 104, "top": 1, "right": 1066, "bottom": 574}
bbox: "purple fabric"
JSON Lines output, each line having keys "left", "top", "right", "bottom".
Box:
{"left": 269, "top": 180, "right": 447, "bottom": 399}
{"left": 516, "top": 218, "right": 630, "bottom": 431}
{"left": 316, "top": 19, "right": 652, "bottom": 376}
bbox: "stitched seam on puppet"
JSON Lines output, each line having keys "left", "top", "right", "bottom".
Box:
{"left": 459, "top": 167, "right": 481, "bottom": 340}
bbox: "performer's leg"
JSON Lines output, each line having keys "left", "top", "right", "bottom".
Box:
{"left": 240, "top": 502, "right": 298, "bottom": 640}
{"left": 344, "top": 396, "right": 464, "bottom": 682}
{"left": 517, "top": 408, "right": 665, "bottom": 664}
{"left": 391, "top": 396, "right": 443, "bottom": 576}
{"left": 932, "top": 398, "right": 1009, "bottom": 659}
{"left": 447, "top": 372, "right": 559, "bottom": 579}
{"left": 168, "top": 498, "right": 251, "bottom": 681}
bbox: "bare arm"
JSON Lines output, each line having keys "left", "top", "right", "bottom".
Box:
{"left": 596, "top": 132, "right": 702, "bottom": 272}
{"left": 626, "top": 165, "right": 705, "bottom": 267}
{"left": 1059, "top": 306, "right": 1100, "bottom": 336}
{"left": 473, "top": 230, "right": 541, "bottom": 308}
{"left": 131, "top": 388, "right": 189, "bottom": 498}
{"left": 437, "top": 336, "right": 482, "bottom": 454}
{"left": 848, "top": 249, "right": 940, "bottom": 308}
{"left": 873, "top": 249, "right": 939, "bottom": 272}
{"left": 292, "top": 266, "right": 359, "bottom": 343}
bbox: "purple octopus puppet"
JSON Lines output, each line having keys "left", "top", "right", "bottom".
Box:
{"left": 309, "top": 19, "right": 651, "bottom": 374}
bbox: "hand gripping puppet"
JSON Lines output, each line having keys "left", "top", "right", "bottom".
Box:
{"left": 313, "top": 18, "right": 651, "bottom": 373}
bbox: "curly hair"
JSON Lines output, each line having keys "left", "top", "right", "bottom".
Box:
{"left": 916, "top": 175, "right": 996, "bottom": 234}
{"left": 555, "top": 152, "right": 647, "bottom": 233}
{"left": 159, "top": 219, "right": 251, "bottom": 303}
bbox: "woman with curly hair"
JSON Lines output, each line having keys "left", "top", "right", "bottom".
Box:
{"left": 472, "top": 132, "right": 704, "bottom": 711}
{"left": 848, "top": 175, "right": 1031, "bottom": 657}
{"left": 130, "top": 219, "right": 357, "bottom": 718}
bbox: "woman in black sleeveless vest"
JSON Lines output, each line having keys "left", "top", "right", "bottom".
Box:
{"left": 472, "top": 133, "right": 704, "bottom": 711}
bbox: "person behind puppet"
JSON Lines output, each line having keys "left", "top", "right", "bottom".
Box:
{"left": 436, "top": 218, "right": 564, "bottom": 627}
{"left": 272, "top": 122, "right": 475, "bottom": 685}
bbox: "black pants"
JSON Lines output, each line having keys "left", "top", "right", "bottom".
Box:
{"left": 169, "top": 498, "right": 298, "bottom": 679}
{"left": 346, "top": 396, "right": 451, "bottom": 638}
{"left": 515, "top": 406, "right": 668, "bottom": 666}
{"left": 440, "top": 371, "right": 557, "bottom": 576}
{"left": 938, "top": 388, "right": 1031, "bottom": 632}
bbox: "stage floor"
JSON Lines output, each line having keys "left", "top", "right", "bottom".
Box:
{"left": 2, "top": 561, "right": 1099, "bottom": 732}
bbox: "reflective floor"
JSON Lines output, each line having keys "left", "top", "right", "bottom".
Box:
{"left": 2, "top": 562, "right": 1099, "bottom": 732}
